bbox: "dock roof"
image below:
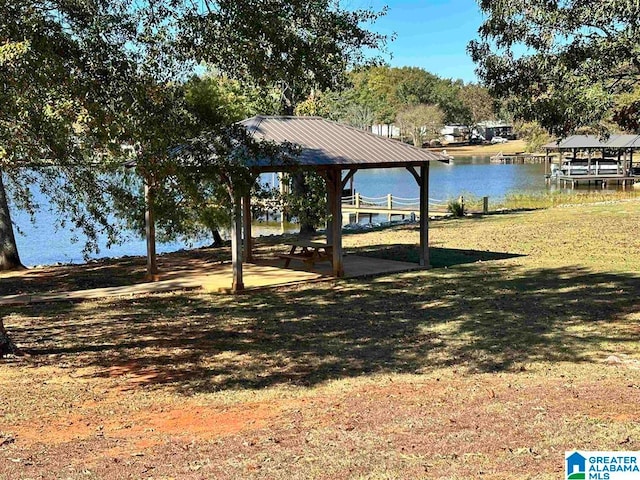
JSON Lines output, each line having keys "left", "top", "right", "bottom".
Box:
{"left": 240, "top": 116, "right": 450, "bottom": 170}
{"left": 544, "top": 134, "right": 640, "bottom": 150}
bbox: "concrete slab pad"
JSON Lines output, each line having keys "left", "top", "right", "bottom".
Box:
{"left": 0, "top": 255, "right": 423, "bottom": 306}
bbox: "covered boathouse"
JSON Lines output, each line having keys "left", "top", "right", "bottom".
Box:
{"left": 543, "top": 134, "right": 640, "bottom": 188}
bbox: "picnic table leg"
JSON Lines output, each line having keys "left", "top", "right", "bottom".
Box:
{"left": 284, "top": 245, "right": 296, "bottom": 268}
{"left": 322, "top": 246, "right": 332, "bottom": 266}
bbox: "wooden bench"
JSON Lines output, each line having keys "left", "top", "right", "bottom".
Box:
{"left": 278, "top": 241, "right": 333, "bottom": 268}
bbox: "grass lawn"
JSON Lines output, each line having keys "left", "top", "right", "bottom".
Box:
{"left": 1, "top": 199, "right": 640, "bottom": 479}
{"left": 429, "top": 139, "right": 528, "bottom": 157}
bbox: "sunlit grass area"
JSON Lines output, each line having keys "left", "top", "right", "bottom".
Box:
{"left": 455, "top": 189, "right": 640, "bottom": 213}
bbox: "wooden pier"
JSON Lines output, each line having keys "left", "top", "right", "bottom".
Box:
{"left": 491, "top": 152, "right": 550, "bottom": 164}
{"left": 260, "top": 192, "right": 493, "bottom": 227}
{"left": 341, "top": 193, "right": 449, "bottom": 222}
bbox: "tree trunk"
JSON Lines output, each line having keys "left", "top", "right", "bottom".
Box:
{"left": 0, "top": 317, "right": 22, "bottom": 358}
{"left": 291, "top": 172, "right": 316, "bottom": 236}
{"left": 0, "top": 171, "right": 25, "bottom": 271}
{"left": 280, "top": 91, "right": 316, "bottom": 235}
{"left": 210, "top": 229, "right": 224, "bottom": 247}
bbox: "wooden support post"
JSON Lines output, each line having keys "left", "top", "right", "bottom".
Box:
{"left": 387, "top": 193, "right": 392, "bottom": 221}
{"left": 144, "top": 180, "right": 158, "bottom": 280}
{"left": 544, "top": 150, "right": 550, "bottom": 176}
{"left": 231, "top": 193, "right": 244, "bottom": 292}
{"left": 618, "top": 150, "right": 622, "bottom": 175}
{"left": 327, "top": 169, "right": 344, "bottom": 277}
{"left": 341, "top": 169, "right": 358, "bottom": 192}
{"left": 242, "top": 194, "right": 253, "bottom": 263}
{"left": 355, "top": 192, "right": 360, "bottom": 224}
{"left": 419, "top": 163, "right": 430, "bottom": 268}
{"left": 326, "top": 176, "right": 334, "bottom": 246}
{"left": 483, "top": 196, "right": 489, "bottom": 214}
{"left": 279, "top": 172, "right": 286, "bottom": 233}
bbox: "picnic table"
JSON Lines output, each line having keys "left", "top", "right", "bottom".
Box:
{"left": 278, "top": 240, "right": 333, "bottom": 268}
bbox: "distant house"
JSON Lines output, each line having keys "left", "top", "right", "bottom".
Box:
{"left": 440, "top": 124, "right": 469, "bottom": 143}
{"left": 475, "top": 121, "right": 514, "bottom": 141}
{"left": 371, "top": 124, "right": 400, "bottom": 138}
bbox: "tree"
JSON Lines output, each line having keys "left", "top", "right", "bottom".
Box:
{"left": 183, "top": 0, "right": 389, "bottom": 114}
{"left": 109, "top": 0, "right": 391, "bottom": 257}
{"left": 514, "top": 121, "right": 552, "bottom": 153}
{"left": 457, "top": 83, "right": 496, "bottom": 132}
{"left": 396, "top": 104, "right": 445, "bottom": 147}
{"left": 279, "top": 172, "right": 328, "bottom": 236}
{"left": 113, "top": 74, "right": 273, "bottom": 251}
{"left": 182, "top": 1, "right": 389, "bottom": 235}
{"left": 294, "top": 90, "right": 333, "bottom": 118}
{"left": 0, "top": 316, "right": 22, "bottom": 358}
{"left": 326, "top": 66, "right": 477, "bottom": 133}
{"left": 0, "top": 1, "right": 146, "bottom": 270}
{"left": 468, "top": 0, "right": 640, "bottom": 135}
{"left": 341, "top": 104, "right": 377, "bottom": 131}
{"left": 2, "top": 0, "right": 391, "bottom": 271}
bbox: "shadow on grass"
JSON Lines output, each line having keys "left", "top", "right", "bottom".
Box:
{"left": 3, "top": 249, "right": 639, "bottom": 395}
{"left": 349, "top": 244, "right": 524, "bottom": 267}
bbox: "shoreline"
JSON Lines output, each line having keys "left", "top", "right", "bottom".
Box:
{"left": 429, "top": 139, "right": 529, "bottom": 157}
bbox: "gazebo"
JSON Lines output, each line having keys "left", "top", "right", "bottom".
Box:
{"left": 225, "top": 116, "right": 450, "bottom": 292}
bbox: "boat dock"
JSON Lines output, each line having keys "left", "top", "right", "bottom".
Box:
{"left": 543, "top": 134, "right": 640, "bottom": 189}
{"left": 547, "top": 174, "right": 637, "bottom": 188}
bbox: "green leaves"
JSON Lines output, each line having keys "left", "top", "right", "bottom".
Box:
{"left": 325, "top": 66, "right": 492, "bottom": 130}
{"left": 395, "top": 104, "right": 445, "bottom": 147}
{"left": 471, "top": 0, "right": 640, "bottom": 134}
{"left": 1, "top": 0, "right": 390, "bottom": 262}
{"left": 182, "top": 0, "right": 389, "bottom": 112}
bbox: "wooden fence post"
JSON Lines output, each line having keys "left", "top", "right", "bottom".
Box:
{"left": 483, "top": 196, "right": 489, "bottom": 214}
{"left": 459, "top": 195, "right": 465, "bottom": 214}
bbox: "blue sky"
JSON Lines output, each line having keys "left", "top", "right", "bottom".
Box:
{"left": 352, "top": 0, "right": 485, "bottom": 83}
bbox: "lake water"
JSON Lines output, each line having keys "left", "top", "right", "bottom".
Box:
{"left": 352, "top": 157, "right": 547, "bottom": 202}
{"left": 10, "top": 157, "right": 548, "bottom": 267}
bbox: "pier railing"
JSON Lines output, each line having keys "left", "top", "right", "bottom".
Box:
{"left": 341, "top": 193, "right": 491, "bottom": 217}
{"left": 341, "top": 193, "right": 449, "bottom": 215}
{"left": 260, "top": 193, "right": 492, "bottom": 225}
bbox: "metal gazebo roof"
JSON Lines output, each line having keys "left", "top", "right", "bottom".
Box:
{"left": 239, "top": 116, "right": 450, "bottom": 169}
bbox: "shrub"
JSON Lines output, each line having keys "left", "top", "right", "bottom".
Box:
{"left": 447, "top": 199, "right": 465, "bottom": 217}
